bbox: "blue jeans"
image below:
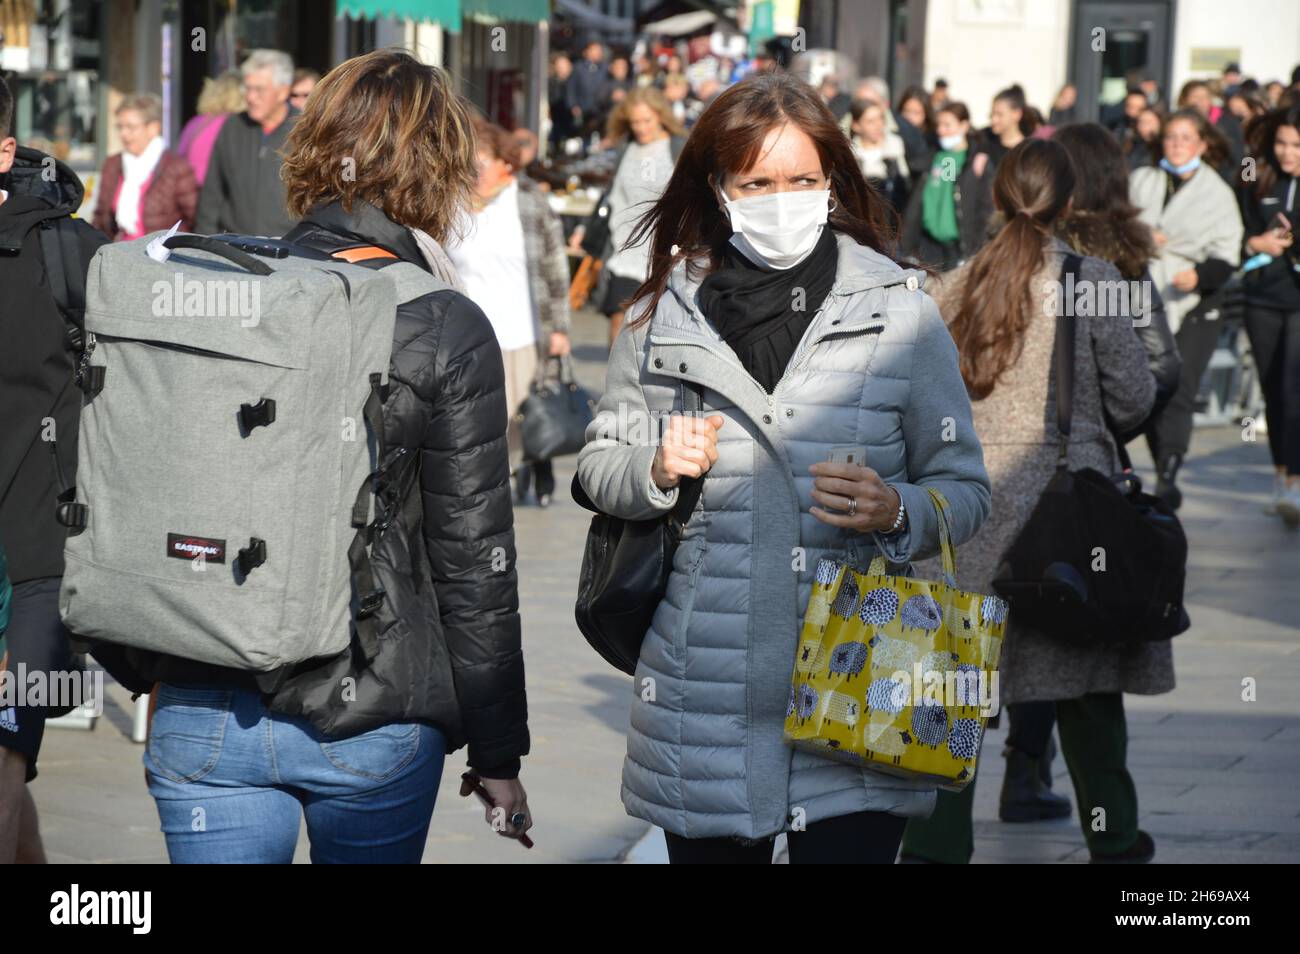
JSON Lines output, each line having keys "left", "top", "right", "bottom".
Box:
{"left": 144, "top": 684, "right": 445, "bottom": 863}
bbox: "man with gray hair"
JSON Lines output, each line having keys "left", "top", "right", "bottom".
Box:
{"left": 196, "top": 49, "right": 299, "bottom": 236}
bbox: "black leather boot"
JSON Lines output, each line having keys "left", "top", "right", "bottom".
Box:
{"left": 1090, "top": 829, "right": 1156, "bottom": 864}
{"left": 999, "top": 745, "right": 1073, "bottom": 822}
{"left": 1155, "top": 453, "right": 1184, "bottom": 511}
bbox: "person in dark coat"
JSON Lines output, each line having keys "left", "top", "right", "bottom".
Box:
{"left": 195, "top": 49, "right": 300, "bottom": 236}
{"left": 0, "top": 80, "right": 109, "bottom": 863}
{"left": 565, "top": 39, "right": 610, "bottom": 146}
{"left": 1238, "top": 103, "right": 1300, "bottom": 523}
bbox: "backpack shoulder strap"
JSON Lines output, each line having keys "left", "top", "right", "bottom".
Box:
{"left": 38, "top": 215, "right": 87, "bottom": 335}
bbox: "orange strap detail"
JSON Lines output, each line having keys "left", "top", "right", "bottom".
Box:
{"left": 331, "top": 245, "right": 399, "bottom": 263}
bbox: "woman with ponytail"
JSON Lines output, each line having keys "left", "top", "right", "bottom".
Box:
{"left": 900, "top": 139, "right": 1169, "bottom": 865}
{"left": 979, "top": 84, "right": 1040, "bottom": 169}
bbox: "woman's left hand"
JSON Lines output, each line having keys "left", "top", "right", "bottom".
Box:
{"left": 549, "top": 331, "right": 571, "bottom": 356}
{"left": 1172, "top": 268, "right": 1199, "bottom": 292}
{"left": 809, "top": 461, "right": 901, "bottom": 533}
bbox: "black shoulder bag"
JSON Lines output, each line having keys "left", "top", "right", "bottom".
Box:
{"left": 571, "top": 382, "right": 705, "bottom": 674}
{"left": 992, "top": 254, "right": 1191, "bottom": 645}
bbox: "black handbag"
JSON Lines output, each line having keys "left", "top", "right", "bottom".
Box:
{"left": 519, "top": 354, "right": 595, "bottom": 461}
{"left": 580, "top": 191, "right": 613, "bottom": 260}
{"left": 572, "top": 383, "right": 705, "bottom": 675}
{"left": 992, "top": 255, "right": 1191, "bottom": 645}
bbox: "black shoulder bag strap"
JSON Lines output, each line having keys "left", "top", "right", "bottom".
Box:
{"left": 1054, "top": 254, "right": 1083, "bottom": 469}
{"left": 570, "top": 380, "right": 706, "bottom": 521}
{"left": 670, "top": 381, "right": 707, "bottom": 525}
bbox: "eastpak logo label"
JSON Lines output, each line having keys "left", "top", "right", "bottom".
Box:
{"left": 166, "top": 533, "right": 227, "bottom": 564}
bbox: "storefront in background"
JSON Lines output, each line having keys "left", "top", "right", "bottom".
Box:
{"left": 0, "top": 0, "right": 101, "bottom": 172}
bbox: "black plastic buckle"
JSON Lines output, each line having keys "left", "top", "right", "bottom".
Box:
{"left": 79, "top": 365, "right": 106, "bottom": 396}
{"left": 65, "top": 325, "right": 84, "bottom": 353}
{"left": 357, "top": 589, "right": 386, "bottom": 619}
{"left": 55, "top": 500, "right": 88, "bottom": 529}
{"left": 239, "top": 398, "right": 277, "bottom": 434}
{"left": 234, "top": 537, "right": 267, "bottom": 575}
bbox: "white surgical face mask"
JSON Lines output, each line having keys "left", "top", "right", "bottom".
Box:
{"left": 938, "top": 133, "right": 964, "bottom": 151}
{"left": 718, "top": 186, "right": 830, "bottom": 270}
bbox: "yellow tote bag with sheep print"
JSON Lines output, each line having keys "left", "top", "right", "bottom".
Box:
{"left": 783, "top": 489, "right": 1008, "bottom": 790}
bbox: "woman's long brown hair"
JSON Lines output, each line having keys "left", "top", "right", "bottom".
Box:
{"left": 622, "top": 71, "right": 897, "bottom": 328}
{"left": 947, "top": 138, "right": 1076, "bottom": 400}
{"left": 1052, "top": 122, "right": 1155, "bottom": 280}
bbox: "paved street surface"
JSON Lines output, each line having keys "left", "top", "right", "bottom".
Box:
{"left": 33, "top": 306, "right": 1300, "bottom": 864}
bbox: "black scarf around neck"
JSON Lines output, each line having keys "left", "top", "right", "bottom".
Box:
{"left": 696, "top": 225, "right": 839, "bottom": 394}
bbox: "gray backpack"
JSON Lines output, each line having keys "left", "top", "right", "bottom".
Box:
{"left": 58, "top": 233, "right": 442, "bottom": 671}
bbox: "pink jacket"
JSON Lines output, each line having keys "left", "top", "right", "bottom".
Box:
{"left": 176, "top": 112, "right": 229, "bottom": 187}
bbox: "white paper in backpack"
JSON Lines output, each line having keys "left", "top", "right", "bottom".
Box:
{"left": 145, "top": 221, "right": 183, "bottom": 263}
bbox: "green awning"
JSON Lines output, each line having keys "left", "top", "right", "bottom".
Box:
{"left": 462, "top": 0, "right": 550, "bottom": 24}
{"left": 337, "top": 0, "right": 463, "bottom": 31}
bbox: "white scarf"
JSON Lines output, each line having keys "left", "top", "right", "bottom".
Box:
{"left": 115, "top": 136, "right": 166, "bottom": 238}
{"left": 409, "top": 227, "right": 466, "bottom": 293}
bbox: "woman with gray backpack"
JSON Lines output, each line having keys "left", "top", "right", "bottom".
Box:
{"left": 77, "top": 50, "right": 532, "bottom": 863}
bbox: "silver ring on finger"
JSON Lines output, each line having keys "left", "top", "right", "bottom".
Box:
{"left": 847, "top": 496, "right": 858, "bottom": 516}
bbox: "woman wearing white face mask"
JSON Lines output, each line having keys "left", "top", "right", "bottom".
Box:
{"left": 576, "top": 71, "right": 991, "bottom": 864}
{"left": 1130, "top": 108, "right": 1242, "bottom": 509}
{"left": 899, "top": 102, "right": 994, "bottom": 271}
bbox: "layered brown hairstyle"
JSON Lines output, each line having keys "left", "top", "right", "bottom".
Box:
{"left": 280, "top": 49, "right": 477, "bottom": 243}
{"left": 605, "top": 85, "right": 685, "bottom": 142}
{"left": 471, "top": 114, "right": 523, "bottom": 171}
{"left": 1052, "top": 122, "right": 1156, "bottom": 279}
{"left": 947, "top": 138, "right": 1076, "bottom": 400}
{"left": 623, "top": 70, "right": 897, "bottom": 326}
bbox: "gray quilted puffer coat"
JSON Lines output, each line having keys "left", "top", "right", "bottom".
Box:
{"left": 576, "top": 233, "right": 992, "bottom": 840}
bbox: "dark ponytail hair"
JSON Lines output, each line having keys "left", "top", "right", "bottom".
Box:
{"left": 947, "top": 138, "right": 1076, "bottom": 399}
{"left": 994, "top": 84, "right": 1040, "bottom": 137}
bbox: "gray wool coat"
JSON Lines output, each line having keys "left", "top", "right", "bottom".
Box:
{"left": 576, "top": 233, "right": 992, "bottom": 841}
{"left": 921, "top": 238, "right": 1172, "bottom": 705}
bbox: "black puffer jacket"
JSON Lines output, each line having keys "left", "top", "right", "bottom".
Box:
{"left": 96, "top": 200, "right": 529, "bottom": 777}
